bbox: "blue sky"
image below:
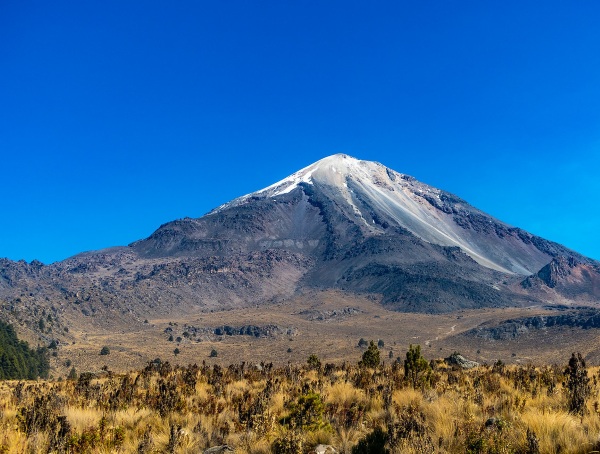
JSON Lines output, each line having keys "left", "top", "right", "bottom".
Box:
{"left": 1, "top": 1, "right": 599, "bottom": 264}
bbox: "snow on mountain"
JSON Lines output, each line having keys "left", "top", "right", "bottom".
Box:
{"left": 214, "top": 154, "right": 537, "bottom": 274}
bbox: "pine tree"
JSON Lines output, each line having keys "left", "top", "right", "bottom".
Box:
{"left": 360, "top": 341, "right": 380, "bottom": 368}
{"left": 404, "top": 344, "right": 431, "bottom": 389}
{"left": 67, "top": 366, "right": 77, "bottom": 380}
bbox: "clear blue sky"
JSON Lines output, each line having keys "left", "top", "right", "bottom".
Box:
{"left": 1, "top": 1, "right": 599, "bottom": 264}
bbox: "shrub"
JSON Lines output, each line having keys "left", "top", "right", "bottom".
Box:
{"left": 307, "top": 354, "right": 321, "bottom": 370}
{"left": 404, "top": 344, "right": 431, "bottom": 389}
{"left": 99, "top": 346, "right": 110, "bottom": 356}
{"left": 282, "top": 392, "right": 329, "bottom": 431}
{"left": 526, "top": 428, "right": 540, "bottom": 454}
{"left": 210, "top": 349, "right": 218, "bottom": 357}
{"left": 352, "top": 426, "right": 389, "bottom": 454}
{"left": 272, "top": 430, "right": 304, "bottom": 454}
{"left": 360, "top": 341, "right": 380, "bottom": 368}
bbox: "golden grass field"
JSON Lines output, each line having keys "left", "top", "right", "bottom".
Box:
{"left": 1, "top": 349, "right": 600, "bottom": 453}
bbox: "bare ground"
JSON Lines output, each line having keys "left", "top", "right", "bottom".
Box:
{"left": 45, "top": 290, "right": 600, "bottom": 378}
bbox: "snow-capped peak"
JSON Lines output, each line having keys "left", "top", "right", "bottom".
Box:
{"left": 214, "top": 154, "right": 393, "bottom": 210}
{"left": 210, "top": 154, "right": 546, "bottom": 275}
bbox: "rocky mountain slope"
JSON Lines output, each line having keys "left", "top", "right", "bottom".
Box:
{"left": 1, "top": 154, "right": 599, "bottom": 349}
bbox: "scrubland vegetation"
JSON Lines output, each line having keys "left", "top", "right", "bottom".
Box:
{"left": 1, "top": 346, "right": 600, "bottom": 453}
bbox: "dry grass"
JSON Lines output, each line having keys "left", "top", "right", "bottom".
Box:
{"left": 2, "top": 354, "right": 600, "bottom": 453}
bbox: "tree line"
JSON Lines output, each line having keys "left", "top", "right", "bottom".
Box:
{"left": 0, "top": 320, "right": 49, "bottom": 379}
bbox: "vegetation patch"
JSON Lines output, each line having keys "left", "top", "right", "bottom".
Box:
{"left": 0, "top": 345, "right": 599, "bottom": 453}
{"left": 0, "top": 320, "right": 49, "bottom": 379}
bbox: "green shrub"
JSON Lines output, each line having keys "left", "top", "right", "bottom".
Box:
{"left": 307, "top": 354, "right": 321, "bottom": 370}
{"left": 360, "top": 341, "right": 380, "bottom": 368}
{"left": 404, "top": 344, "right": 431, "bottom": 389}
{"left": 282, "top": 392, "right": 329, "bottom": 431}
{"left": 67, "top": 366, "right": 77, "bottom": 380}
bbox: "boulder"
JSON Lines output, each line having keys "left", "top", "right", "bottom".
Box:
{"left": 311, "top": 445, "right": 338, "bottom": 454}
{"left": 445, "top": 352, "right": 479, "bottom": 369}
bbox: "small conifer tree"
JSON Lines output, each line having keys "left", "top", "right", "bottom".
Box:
{"left": 404, "top": 344, "right": 431, "bottom": 389}
{"left": 307, "top": 354, "right": 321, "bottom": 370}
{"left": 360, "top": 341, "right": 380, "bottom": 368}
{"left": 67, "top": 366, "right": 77, "bottom": 380}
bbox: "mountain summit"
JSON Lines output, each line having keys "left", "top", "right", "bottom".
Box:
{"left": 213, "top": 154, "right": 556, "bottom": 274}
{"left": 138, "top": 154, "right": 584, "bottom": 274}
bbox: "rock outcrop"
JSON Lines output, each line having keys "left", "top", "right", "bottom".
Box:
{"left": 445, "top": 352, "right": 479, "bottom": 369}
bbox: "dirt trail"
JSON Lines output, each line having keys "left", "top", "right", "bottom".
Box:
{"left": 425, "top": 324, "right": 456, "bottom": 346}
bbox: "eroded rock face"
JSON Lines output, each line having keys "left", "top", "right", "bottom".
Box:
{"left": 165, "top": 324, "right": 297, "bottom": 342}
{"left": 213, "top": 324, "right": 295, "bottom": 338}
{"left": 536, "top": 256, "right": 579, "bottom": 288}
{"left": 463, "top": 308, "right": 600, "bottom": 341}
{"left": 522, "top": 256, "right": 600, "bottom": 300}
{"left": 297, "top": 307, "right": 362, "bottom": 321}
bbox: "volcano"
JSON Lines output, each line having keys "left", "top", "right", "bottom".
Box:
{"left": 1, "top": 154, "right": 599, "bottom": 340}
